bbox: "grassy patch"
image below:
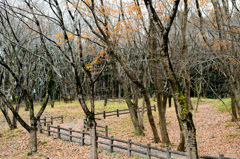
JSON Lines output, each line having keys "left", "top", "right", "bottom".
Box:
{"left": 38, "top": 141, "right": 47, "bottom": 146}
{"left": 226, "top": 132, "right": 240, "bottom": 137}
{"left": 215, "top": 98, "right": 231, "bottom": 112}
{"left": 4, "top": 129, "right": 24, "bottom": 139}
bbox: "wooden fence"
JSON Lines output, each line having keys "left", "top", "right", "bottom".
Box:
{"left": 83, "top": 118, "right": 108, "bottom": 137}
{"left": 95, "top": 105, "right": 156, "bottom": 119}
{"left": 39, "top": 125, "right": 235, "bottom": 159}
{"left": 40, "top": 125, "right": 89, "bottom": 146}
{"left": 39, "top": 115, "right": 63, "bottom": 126}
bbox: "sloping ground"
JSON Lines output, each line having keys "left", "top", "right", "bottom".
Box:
{"left": 69, "top": 101, "right": 240, "bottom": 158}
{"left": 0, "top": 100, "right": 239, "bottom": 158}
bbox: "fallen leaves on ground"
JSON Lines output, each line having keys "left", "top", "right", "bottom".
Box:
{"left": 0, "top": 99, "right": 239, "bottom": 158}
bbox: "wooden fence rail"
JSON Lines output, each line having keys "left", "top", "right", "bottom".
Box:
{"left": 39, "top": 125, "right": 235, "bottom": 159}
{"left": 83, "top": 118, "right": 108, "bottom": 137}
{"left": 39, "top": 115, "right": 63, "bottom": 126}
{"left": 95, "top": 105, "right": 156, "bottom": 119}
{"left": 40, "top": 125, "right": 90, "bottom": 146}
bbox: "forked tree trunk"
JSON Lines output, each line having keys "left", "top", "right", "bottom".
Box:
{"left": 0, "top": 104, "right": 18, "bottom": 130}
{"left": 1, "top": 109, "right": 15, "bottom": 130}
{"left": 150, "top": 22, "right": 169, "bottom": 144}
{"left": 109, "top": 52, "right": 144, "bottom": 136}
{"left": 123, "top": 84, "right": 144, "bottom": 136}
{"left": 110, "top": 49, "right": 160, "bottom": 142}
{"left": 157, "top": 92, "right": 170, "bottom": 147}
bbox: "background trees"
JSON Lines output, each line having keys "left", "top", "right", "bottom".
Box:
{"left": 0, "top": 0, "right": 239, "bottom": 158}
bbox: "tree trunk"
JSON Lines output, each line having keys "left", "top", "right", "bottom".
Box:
{"left": 185, "top": 76, "right": 193, "bottom": 110}
{"left": 178, "top": 131, "right": 185, "bottom": 151}
{"left": 168, "top": 94, "right": 172, "bottom": 108}
{"left": 50, "top": 100, "right": 55, "bottom": 108}
{"left": 195, "top": 78, "right": 202, "bottom": 113}
{"left": 150, "top": 21, "right": 169, "bottom": 145}
{"left": 24, "top": 97, "right": 29, "bottom": 111}
{"left": 90, "top": 121, "right": 98, "bottom": 159}
{"left": 231, "top": 87, "right": 240, "bottom": 118}
{"left": 118, "top": 84, "right": 121, "bottom": 103}
{"left": 157, "top": 92, "right": 170, "bottom": 146}
{"left": 0, "top": 108, "right": 16, "bottom": 130}
{"left": 104, "top": 98, "right": 107, "bottom": 107}
{"left": 143, "top": 91, "right": 161, "bottom": 143}
{"left": 138, "top": 98, "right": 145, "bottom": 130}
{"left": 172, "top": 89, "right": 198, "bottom": 158}
{"left": 172, "top": 98, "right": 186, "bottom": 151}
{"left": 123, "top": 84, "right": 144, "bottom": 136}
{"left": 231, "top": 92, "right": 238, "bottom": 121}
{"left": 109, "top": 52, "right": 144, "bottom": 136}
{"left": 29, "top": 128, "right": 37, "bottom": 154}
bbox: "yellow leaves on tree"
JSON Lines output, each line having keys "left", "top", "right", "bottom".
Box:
{"left": 226, "top": 58, "right": 240, "bottom": 65}
{"left": 212, "top": 65, "right": 218, "bottom": 71}
{"left": 85, "top": 48, "right": 106, "bottom": 70}
{"left": 212, "top": 40, "right": 230, "bottom": 50}
{"left": 55, "top": 32, "right": 77, "bottom": 44}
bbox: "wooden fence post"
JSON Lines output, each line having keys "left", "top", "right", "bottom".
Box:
{"left": 128, "top": 139, "right": 132, "bottom": 157}
{"left": 117, "top": 109, "right": 119, "bottom": 117}
{"left": 110, "top": 136, "right": 113, "bottom": 153}
{"left": 57, "top": 125, "right": 61, "bottom": 138}
{"left": 81, "top": 130, "right": 85, "bottom": 146}
{"left": 103, "top": 111, "right": 106, "bottom": 119}
{"left": 87, "top": 120, "right": 89, "bottom": 131}
{"left": 61, "top": 115, "right": 63, "bottom": 123}
{"left": 51, "top": 116, "right": 53, "bottom": 125}
{"left": 44, "top": 117, "right": 47, "bottom": 126}
{"left": 83, "top": 118, "right": 86, "bottom": 128}
{"left": 69, "top": 128, "right": 72, "bottom": 142}
{"left": 39, "top": 127, "right": 43, "bottom": 134}
{"left": 167, "top": 147, "right": 171, "bottom": 159}
{"left": 105, "top": 125, "right": 108, "bottom": 137}
{"left": 147, "top": 143, "right": 151, "bottom": 159}
{"left": 219, "top": 154, "right": 224, "bottom": 159}
{"left": 47, "top": 124, "right": 50, "bottom": 136}
{"left": 38, "top": 120, "right": 42, "bottom": 134}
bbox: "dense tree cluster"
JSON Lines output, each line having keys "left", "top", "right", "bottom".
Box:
{"left": 0, "top": 0, "right": 239, "bottom": 158}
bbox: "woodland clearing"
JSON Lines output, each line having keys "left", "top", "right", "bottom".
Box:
{"left": 0, "top": 98, "right": 239, "bottom": 158}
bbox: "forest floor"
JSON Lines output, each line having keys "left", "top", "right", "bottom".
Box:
{"left": 0, "top": 98, "right": 239, "bottom": 158}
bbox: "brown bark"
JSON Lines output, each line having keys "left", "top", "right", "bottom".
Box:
{"left": 109, "top": 52, "right": 144, "bottom": 136}
{"left": 231, "top": 92, "right": 238, "bottom": 121}
{"left": 157, "top": 92, "right": 170, "bottom": 146}
{"left": 0, "top": 106, "right": 17, "bottom": 130}
{"left": 29, "top": 128, "right": 37, "bottom": 154}
{"left": 123, "top": 84, "right": 144, "bottom": 136}
{"left": 181, "top": 0, "right": 193, "bottom": 111}
{"left": 150, "top": 21, "right": 170, "bottom": 146}
{"left": 109, "top": 49, "right": 160, "bottom": 142}
{"left": 90, "top": 121, "right": 98, "bottom": 159}
{"left": 144, "top": 0, "right": 199, "bottom": 157}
